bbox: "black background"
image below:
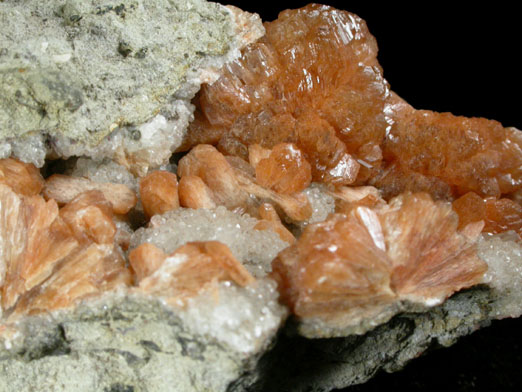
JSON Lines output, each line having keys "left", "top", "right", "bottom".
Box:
{"left": 224, "top": 2, "right": 522, "bottom": 391}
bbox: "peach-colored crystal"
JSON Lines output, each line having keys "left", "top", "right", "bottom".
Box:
{"left": 255, "top": 143, "right": 312, "bottom": 194}
{"left": 380, "top": 193, "right": 486, "bottom": 302}
{"left": 385, "top": 104, "right": 522, "bottom": 198}
{"left": 271, "top": 193, "right": 487, "bottom": 320}
{"left": 272, "top": 209, "right": 393, "bottom": 319}
{"left": 0, "top": 184, "right": 129, "bottom": 316}
{"left": 248, "top": 144, "right": 271, "bottom": 169}
{"left": 0, "top": 184, "right": 79, "bottom": 310}
{"left": 183, "top": 4, "right": 388, "bottom": 185}
{"left": 140, "top": 170, "right": 180, "bottom": 218}
{"left": 59, "top": 190, "right": 116, "bottom": 245}
{"left": 178, "top": 144, "right": 312, "bottom": 221}
{"left": 129, "top": 242, "right": 170, "bottom": 283}
{"left": 13, "top": 244, "right": 131, "bottom": 316}
{"left": 328, "top": 185, "right": 385, "bottom": 214}
{"left": 44, "top": 174, "right": 137, "bottom": 214}
{"left": 184, "top": 3, "right": 521, "bottom": 205}
{"left": 369, "top": 163, "right": 455, "bottom": 202}
{"left": 178, "top": 175, "right": 217, "bottom": 209}
{"left": 453, "top": 192, "right": 522, "bottom": 237}
{"left": 0, "top": 158, "right": 44, "bottom": 196}
{"left": 136, "top": 241, "right": 255, "bottom": 304}
{"left": 178, "top": 144, "right": 250, "bottom": 210}
{"left": 254, "top": 203, "right": 296, "bottom": 244}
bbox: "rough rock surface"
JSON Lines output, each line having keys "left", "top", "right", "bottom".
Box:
{"left": 0, "top": 288, "right": 285, "bottom": 392}
{"left": 0, "top": 0, "right": 263, "bottom": 172}
{"left": 1, "top": 234, "right": 521, "bottom": 392}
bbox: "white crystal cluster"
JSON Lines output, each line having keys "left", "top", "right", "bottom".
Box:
{"left": 0, "top": 133, "right": 47, "bottom": 168}
{"left": 176, "top": 278, "right": 287, "bottom": 354}
{"left": 479, "top": 232, "right": 522, "bottom": 319}
{"left": 70, "top": 158, "right": 138, "bottom": 191}
{"left": 131, "top": 207, "right": 289, "bottom": 276}
{"left": 292, "top": 184, "right": 335, "bottom": 233}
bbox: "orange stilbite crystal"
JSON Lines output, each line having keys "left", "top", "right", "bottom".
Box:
{"left": 0, "top": 184, "right": 79, "bottom": 310}
{"left": 183, "top": 4, "right": 388, "bottom": 185}
{"left": 140, "top": 170, "right": 180, "bottom": 218}
{"left": 255, "top": 143, "right": 312, "bottom": 194}
{"left": 0, "top": 158, "right": 44, "bottom": 196}
{"left": 44, "top": 174, "right": 137, "bottom": 214}
{"left": 13, "top": 244, "right": 131, "bottom": 317}
{"left": 133, "top": 241, "right": 255, "bottom": 304}
{"left": 271, "top": 193, "right": 487, "bottom": 323}
{"left": 178, "top": 175, "right": 217, "bottom": 209}
{"left": 385, "top": 105, "right": 522, "bottom": 198}
{"left": 178, "top": 144, "right": 312, "bottom": 221}
{"left": 453, "top": 192, "right": 522, "bottom": 237}
{"left": 59, "top": 190, "right": 117, "bottom": 246}
{"left": 178, "top": 144, "right": 250, "bottom": 211}
{"left": 254, "top": 203, "right": 296, "bottom": 244}
{"left": 184, "top": 3, "right": 521, "bottom": 211}
{"left": 0, "top": 183, "right": 130, "bottom": 316}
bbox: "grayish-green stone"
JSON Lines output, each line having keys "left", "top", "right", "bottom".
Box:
{"left": 0, "top": 0, "right": 261, "bottom": 169}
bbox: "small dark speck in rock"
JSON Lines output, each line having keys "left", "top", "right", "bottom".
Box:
{"left": 134, "top": 48, "right": 148, "bottom": 59}
{"left": 0, "top": 48, "right": 8, "bottom": 56}
{"left": 128, "top": 127, "right": 141, "bottom": 141}
{"left": 114, "top": 4, "right": 126, "bottom": 17}
{"left": 118, "top": 42, "right": 133, "bottom": 58}
{"left": 104, "top": 384, "right": 134, "bottom": 392}
{"left": 69, "top": 14, "right": 82, "bottom": 23}
{"left": 140, "top": 340, "right": 162, "bottom": 352}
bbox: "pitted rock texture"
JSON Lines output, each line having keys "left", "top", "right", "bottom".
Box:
{"left": 0, "top": 0, "right": 263, "bottom": 171}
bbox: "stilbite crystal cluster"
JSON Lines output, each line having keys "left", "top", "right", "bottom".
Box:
{"left": 0, "top": 2, "right": 521, "bottom": 392}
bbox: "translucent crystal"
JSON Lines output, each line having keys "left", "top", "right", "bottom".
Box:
{"left": 453, "top": 192, "right": 522, "bottom": 237}
{"left": 130, "top": 207, "right": 289, "bottom": 277}
{"left": 272, "top": 193, "right": 487, "bottom": 326}
{"left": 479, "top": 233, "right": 522, "bottom": 319}
{"left": 139, "top": 171, "right": 180, "bottom": 219}
{"left": 0, "top": 158, "right": 44, "bottom": 196}
{"left": 183, "top": 4, "right": 389, "bottom": 185}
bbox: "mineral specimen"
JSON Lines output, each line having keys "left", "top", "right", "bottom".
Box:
{"left": 43, "top": 174, "right": 137, "bottom": 214}
{"left": 183, "top": 4, "right": 388, "bottom": 185}
{"left": 0, "top": 2, "right": 521, "bottom": 392}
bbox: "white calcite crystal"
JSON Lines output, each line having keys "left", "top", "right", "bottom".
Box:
{"left": 70, "top": 157, "right": 138, "bottom": 192}
{"left": 177, "top": 279, "right": 287, "bottom": 354}
{"left": 131, "top": 206, "right": 289, "bottom": 277}
{"left": 479, "top": 232, "right": 522, "bottom": 319}
{"left": 292, "top": 184, "right": 336, "bottom": 233}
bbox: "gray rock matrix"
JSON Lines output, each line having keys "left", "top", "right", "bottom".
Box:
{"left": 0, "top": 285, "right": 513, "bottom": 392}
{"left": 0, "top": 0, "right": 262, "bottom": 171}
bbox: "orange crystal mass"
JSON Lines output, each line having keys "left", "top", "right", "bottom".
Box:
{"left": 183, "top": 4, "right": 389, "bottom": 185}
{"left": 140, "top": 170, "right": 180, "bottom": 219}
{"left": 385, "top": 104, "right": 522, "bottom": 198}
{"left": 271, "top": 193, "right": 487, "bottom": 321}
{"left": 0, "top": 158, "right": 44, "bottom": 196}
{"left": 453, "top": 192, "right": 522, "bottom": 237}
{"left": 184, "top": 4, "right": 522, "bottom": 206}
{"left": 132, "top": 241, "right": 255, "bottom": 304}
{"left": 255, "top": 143, "right": 312, "bottom": 194}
